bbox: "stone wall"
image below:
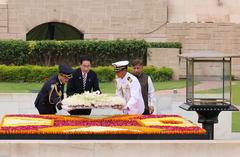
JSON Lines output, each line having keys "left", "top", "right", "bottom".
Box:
{"left": 165, "top": 23, "right": 240, "bottom": 78}
{"left": 0, "top": 0, "right": 167, "bottom": 40}
{"left": 0, "top": 3, "right": 10, "bottom": 38}
{"left": 1, "top": 0, "right": 240, "bottom": 78}
{"left": 168, "top": 0, "right": 240, "bottom": 23}
{"left": 146, "top": 22, "right": 240, "bottom": 78}
{"left": 147, "top": 48, "right": 180, "bottom": 80}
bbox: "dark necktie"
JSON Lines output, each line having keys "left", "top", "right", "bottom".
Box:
{"left": 83, "top": 73, "right": 87, "bottom": 91}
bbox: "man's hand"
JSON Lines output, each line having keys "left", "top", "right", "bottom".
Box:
{"left": 122, "top": 106, "right": 130, "bottom": 114}
{"left": 56, "top": 102, "right": 63, "bottom": 110}
{"left": 112, "top": 105, "right": 124, "bottom": 110}
{"left": 61, "top": 104, "right": 73, "bottom": 112}
{"left": 149, "top": 105, "right": 154, "bottom": 114}
{"left": 95, "top": 90, "right": 101, "bottom": 95}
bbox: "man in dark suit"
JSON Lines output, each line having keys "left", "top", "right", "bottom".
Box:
{"left": 34, "top": 64, "right": 73, "bottom": 114}
{"left": 67, "top": 55, "right": 101, "bottom": 115}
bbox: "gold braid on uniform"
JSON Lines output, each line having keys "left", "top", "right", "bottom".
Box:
{"left": 49, "top": 84, "right": 62, "bottom": 104}
{"left": 127, "top": 77, "right": 132, "bottom": 83}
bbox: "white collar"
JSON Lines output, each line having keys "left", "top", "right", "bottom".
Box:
{"left": 121, "top": 72, "right": 129, "bottom": 80}
{"left": 82, "top": 72, "right": 88, "bottom": 76}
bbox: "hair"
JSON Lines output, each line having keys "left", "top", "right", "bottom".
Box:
{"left": 131, "top": 59, "right": 143, "bottom": 66}
{"left": 80, "top": 55, "right": 92, "bottom": 64}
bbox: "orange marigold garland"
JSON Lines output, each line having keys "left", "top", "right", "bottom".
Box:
{"left": 0, "top": 114, "right": 206, "bottom": 135}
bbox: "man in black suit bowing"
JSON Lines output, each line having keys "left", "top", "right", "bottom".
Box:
{"left": 66, "top": 55, "right": 101, "bottom": 115}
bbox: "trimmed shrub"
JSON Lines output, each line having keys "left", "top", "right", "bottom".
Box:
{"left": 0, "top": 65, "right": 173, "bottom": 82}
{"left": 0, "top": 40, "right": 181, "bottom": 66}
{"left": 0, "top": 40, "right": 29, "bottom": 65}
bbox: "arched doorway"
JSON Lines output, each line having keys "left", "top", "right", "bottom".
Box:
{"left": 26, "top": 22, "right": 84, "bottom": 40}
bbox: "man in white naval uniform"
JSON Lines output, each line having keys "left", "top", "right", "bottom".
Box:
{"left": 112, "top": 60, "right": 144, "bottom": 115}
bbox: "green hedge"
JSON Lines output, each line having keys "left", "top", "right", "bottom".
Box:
{"left": 0, "top": 40, "right": 181, "bottom": 66}
{"left": 0, "top": 40, "right": 29, "bottom": 65}
{"left": 0, "top": 65, "right": 173, "bottom": 82}
{"left": 148, "top": 42, "right": 182, "bottom": 48}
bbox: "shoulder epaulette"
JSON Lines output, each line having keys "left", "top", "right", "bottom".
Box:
{"left": 127, "top": 76, "right": 132, "bottom": 83}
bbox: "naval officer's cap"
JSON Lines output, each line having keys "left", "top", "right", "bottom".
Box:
{"left": 112, "top": 61, "right": 129, "bottom": 72}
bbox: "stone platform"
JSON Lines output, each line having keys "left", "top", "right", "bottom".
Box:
{"left": 0, "top": 140, "right": 240, "bottom": 157}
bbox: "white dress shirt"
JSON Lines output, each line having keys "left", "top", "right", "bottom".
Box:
{"left": 147, "top": 76, "right": 157, "bottom": 114}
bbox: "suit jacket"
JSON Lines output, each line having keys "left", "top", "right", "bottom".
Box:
{"left": 35, "top": 76, "right": 64, "bottom": 114}
{"left": 66, "top": 68, "right": 100, "bottom": 96}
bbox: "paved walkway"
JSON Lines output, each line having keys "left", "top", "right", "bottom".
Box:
{"left": 156, "top": 81, "right": 223, "bottom": 94}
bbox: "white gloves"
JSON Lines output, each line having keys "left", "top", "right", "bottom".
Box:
{"left": 95, "top": 90, "right": 101, "bottom": 95}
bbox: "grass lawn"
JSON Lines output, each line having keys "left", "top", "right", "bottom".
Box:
{"left": 232, "top": 81, "right": 240, "bottom": 106}
{"left": 196, "top": 81, "right": 240, "bottom": 104}
{"left": 0, "top": 80, "right": 187, "bottom": 93}
{"left": 154, "top": 80, "right": 186, "bottom": 91}
{"left": 196, "top": 81, "right": 240, "bottom": 132}
{"left": 0, "top": 82, "right": 43, "bottom": 93}
{"left": 231, "top": 81, "right": 240, "bottom": 132}
{"left": 232, "top": 112, "right": 240, "bottom": 132}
